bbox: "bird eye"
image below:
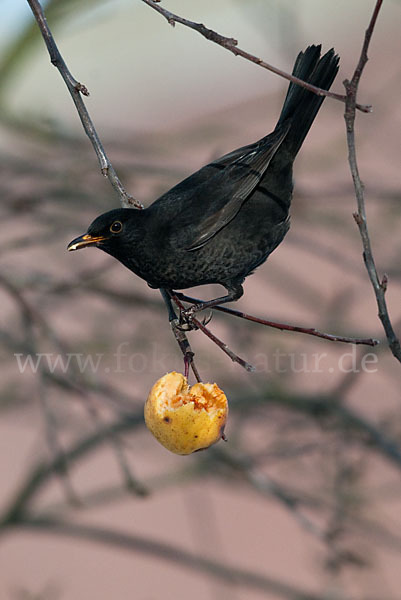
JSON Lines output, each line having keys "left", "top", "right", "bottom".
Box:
{"left": 110, "top": 221, "right": 122, "bottom": 234}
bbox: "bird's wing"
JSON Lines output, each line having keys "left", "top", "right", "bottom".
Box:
{"left": 183, "top": 124, "right": 290, "bottom": 250}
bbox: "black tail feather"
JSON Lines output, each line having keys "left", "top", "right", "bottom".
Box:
{"left": 276, "top": 45, "right": 340, "bottom": 158}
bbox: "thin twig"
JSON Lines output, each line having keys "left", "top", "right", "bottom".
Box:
{"left": 175, "top": 293, "right": 379, "bottom": 347}
{"left": 171, "top": 293, "right": 255, "bottom": 372}
{"left": 26, "top": 0, "right": 142, "bottom": 209}
{"left": 170, "top": 320, "right": 202, "bottom": 382}
{"left": 194, "top": 316, "right": 255, "bottom": 372}
{"left": 161, "top": 289, "right": 202, "bottom": 381}
{"left": 343, "top": 0, "right": 401, "bottom": 364}
{"left": 141, "top": 0, "right": 371, "bottom": 113}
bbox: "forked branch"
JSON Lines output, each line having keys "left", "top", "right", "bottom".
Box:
{"left": 343, "top": 0, "right": 401, "bottom": 363}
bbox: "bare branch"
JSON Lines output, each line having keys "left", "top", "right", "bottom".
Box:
{"left": 26, "top": 0, "right": 142, "bottom": 209}
{"left": 175, "top": 293, "right": 379, "bottom": 347}
{"left": 141, "top": 0, "right": 371, "bottom": 113}
{"left": 343, "top": 0, "right": 401, "bottom": 363}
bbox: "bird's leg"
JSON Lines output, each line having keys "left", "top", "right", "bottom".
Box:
{"left": 180, "top": 283, "right": 244, "bottom": 326}
{"left": 160, "top": 288, "right": 178, "bottom": 322}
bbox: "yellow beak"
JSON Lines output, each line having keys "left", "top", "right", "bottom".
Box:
{"left": 67, "top": 233, "right": 106, "bottom": 251}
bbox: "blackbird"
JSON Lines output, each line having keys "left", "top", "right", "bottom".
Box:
{"left": 68, "top": 45, "right": 339, "bottom": 320}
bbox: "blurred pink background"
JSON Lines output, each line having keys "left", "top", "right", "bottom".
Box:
{"left": 0, "top": 2, "right": 401, "bottom": 599}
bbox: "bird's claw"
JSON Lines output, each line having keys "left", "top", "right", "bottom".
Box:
{"left": 170, "top": 317, "right": 195, "bottom": 332}
{"left": 181, "top": 305, "right": 196, "bottom": 321}
{"left": 201, "top": 310, "right": 213, "bottom": 326}
{"left": 177, "top": 320, "right": 197, "bottom": 332}
{"left": 174, "top": 305, "right": 213, "bottom": 331}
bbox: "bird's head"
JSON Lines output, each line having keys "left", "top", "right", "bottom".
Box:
{"left": 67, "top": 208, "right": 142, "bottom": 259}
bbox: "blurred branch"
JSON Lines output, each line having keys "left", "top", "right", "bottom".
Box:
{"left": 212, "top": 447, "right": 325, "bottom": 540}
{"left": 25, "top": 0, "right": 142, "bottom": 209}
{"left": 264, "top": 389, "right": 401, "bottom": 472}
{"left": 0, "top": 273, "right": 81, "bottom": 505}
{"left": 0, "top": 412, "right": 144, "bottom": 526}
{"left": 38, "top": 376, "right": 81, "bottom": 506}
{"left": 343, "top": 0, "right": 401, "bottom": 363}
{"left": 141, "top": 0, "right": 371, "bottom": 113}
{"left": 0, "top": 270, "right": 147, "bottom": 501}
{"left": 1, "top": 516, "right": 355, "bottom": 600}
